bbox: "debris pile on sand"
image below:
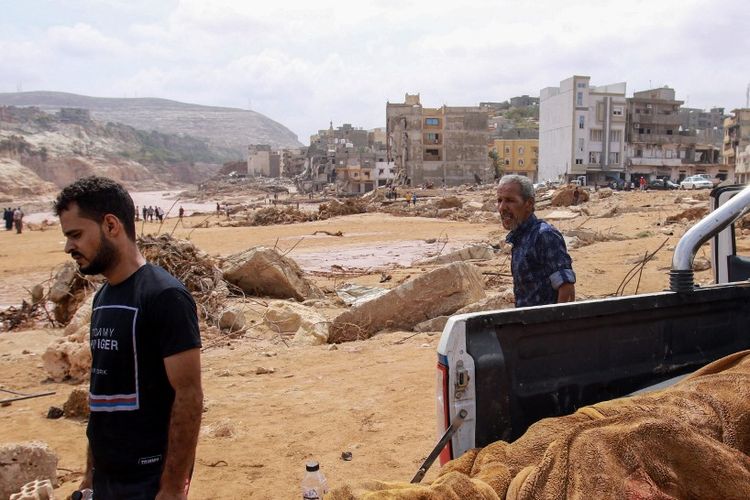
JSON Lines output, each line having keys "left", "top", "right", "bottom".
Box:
{"left": 666, "top": 206, "right": 709, "bottom": 223}
{"left": 318, "top": 198, "right": 368, "bottom": 218}
{"left": 250, "top": 206, "right": 313, "bottom": 225}
{"left": 138, "top": 234, "right": 229, "bottom": 325}
{"left": 0, "top": 262, "right": 97, "bottom": 332}
{"left": 551, "top": 185, "right": 590, "bottom": 207}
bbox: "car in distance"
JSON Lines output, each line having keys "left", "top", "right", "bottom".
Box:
{"left": 648, "top": 178, "right": 680, "bottom": 190}
{"left": 680, "top": 175, "right": 714, "bottom": 190}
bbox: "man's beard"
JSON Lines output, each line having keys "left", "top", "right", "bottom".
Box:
{"left": 78, "top": 233, "right": 118, "bottom": 276}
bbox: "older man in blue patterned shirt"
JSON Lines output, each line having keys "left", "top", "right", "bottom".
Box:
{"left": 497, "top": 175, "right": 576, "bottom": 307}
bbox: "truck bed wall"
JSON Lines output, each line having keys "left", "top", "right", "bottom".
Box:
{"left": 465, "top": 282, "right": 750, "bottom": 447}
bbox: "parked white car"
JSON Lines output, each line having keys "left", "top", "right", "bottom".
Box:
{"left": 680, "top": 175, "right": 714, "bottom": 190}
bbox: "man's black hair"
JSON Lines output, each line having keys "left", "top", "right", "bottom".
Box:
{"left": 54, "top": 176, "right": 136, "bottom": 241}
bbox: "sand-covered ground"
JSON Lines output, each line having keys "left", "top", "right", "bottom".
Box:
{"left": 1, "top": 187, "right": 744, "bottom": 499}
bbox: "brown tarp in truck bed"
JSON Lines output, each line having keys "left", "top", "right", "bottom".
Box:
{"left": 329, "top": 350, "right": 750, "bottom": 500}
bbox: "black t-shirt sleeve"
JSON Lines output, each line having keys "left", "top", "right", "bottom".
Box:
{"left": 151, "top": 287, "right": 202, "bottom": 357}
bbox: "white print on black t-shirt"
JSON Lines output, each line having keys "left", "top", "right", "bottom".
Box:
{"left": 89, "top": 305, "right": 140, "bottom": 412}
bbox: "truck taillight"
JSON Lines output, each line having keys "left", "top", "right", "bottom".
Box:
{"left": 435, "top": 360, "right": 453, "bottom": 465}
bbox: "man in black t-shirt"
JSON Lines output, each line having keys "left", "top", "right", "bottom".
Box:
{"left": 55, "top": 176, "right": 203, "bottom": 500}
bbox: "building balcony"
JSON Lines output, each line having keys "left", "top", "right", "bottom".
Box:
{"left": 628, "top": 157, "right": 683, "bottom": 167}
{"left": 629, "top": 134, "right": 697, "bottom": 145}
{"left": 630, "top": 113, "right": 681, "bottom": 126}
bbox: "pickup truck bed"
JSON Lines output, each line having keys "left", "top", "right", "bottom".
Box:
{"left": 455, "top": 282, "right": 750, "bottom": 449}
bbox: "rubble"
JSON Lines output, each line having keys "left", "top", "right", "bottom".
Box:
{"left": 138, "top": 234, "right": 229, "bottom": 325}
{"left": 329, "top": 262, "right": 486, "bottom": 343}
{"left": 551, "top": 185, "right": 590, "bottom": 206}
{"left": 0, "top": 442, "right": 58, "bottom": 500}
{"left": 263, "top": 301, "right": 330, "bottom": 345}
{"left": 218, "top": 306, "right": 247, "bottom": 332}
{"left": 62, "top": 388, "right": 90, "bottom": 419}
{"left": 435, "top": 196, "right": 463, "bottom": 209}
{"left": 223, "top": 247, "right": 323, "bottom": 302}
{"left": 413, "top": 316, "right": 449, "bottom": 333}
{"left": 415, "top": 244, "right": 495, "bottom": 266}
{"left": 455, "top": 293, "right": 514, "bottom": 314}
{"left": 9, "top": 479, "right": 54, "bottom": 500}
{"left": 318, "top": 198, "right": 368, "bottom": 218}
{"left": 666, "top": 207, "right": 709, "bottom": 223}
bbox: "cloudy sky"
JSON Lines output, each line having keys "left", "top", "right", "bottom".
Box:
{"left": 1, "top": 0, "right": 748, "bottom": 142}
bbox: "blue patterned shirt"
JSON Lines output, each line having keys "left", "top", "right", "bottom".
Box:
{"left": 505, "top": 213, "right": 576, "bottom": 307}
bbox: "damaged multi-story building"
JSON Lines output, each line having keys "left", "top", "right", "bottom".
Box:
{"left": 539, "top": 76, "right": 627, "bottom": 185}
{"left": 626, "top": 87, "right": 727, "bottom": 183}
{"left": 246, "top": 144, "right": 280, "bottom": 177}
{"left": 679, "top": 106, "right": 727, "bottom": 146}
{"left": 724, "top": 108, "right": 750, "bottom": 184}
{"left": 386, "top": 94, "right": 490, "bottom": 186}
{"left": 302, "top": 121, "right": 396, "bottom": 194}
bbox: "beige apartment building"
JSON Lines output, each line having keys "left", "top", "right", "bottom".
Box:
{"left": 491, "top": 138, "right": 538, "bottom": 180}
{"left": 724, "top": 109, "right": 750, "bottom": 183}
{"left": 386, "top": 94, "right": 490, "bottom": 186}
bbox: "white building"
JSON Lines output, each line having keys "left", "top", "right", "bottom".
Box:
{"left": 539, "top": 76, "right": 627, "bottom": 185}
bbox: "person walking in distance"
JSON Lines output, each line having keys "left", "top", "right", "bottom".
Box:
{"left": 3, "top": 207, "right": 12, "bottom": 231}
{"left": 13, "top": 207, "right": 24, "bottom": 234}
{"left": 54, "top": 176, "right": 203, "bottom": 500}
{"left": 497, "top": 174, "right": 576, "bottom": 307}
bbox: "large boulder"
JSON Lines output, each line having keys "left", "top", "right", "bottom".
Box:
{"left": 222, "top": 247, "right": 323, "bottom": 301}
{"left": 263, "top": 302, "right": 329, "bottom": 345}
{"left": 0, "top": 442, "right": 58, "bottom": 500}
{"left": 329, "top": 262, "right": 486, "bottom": 342}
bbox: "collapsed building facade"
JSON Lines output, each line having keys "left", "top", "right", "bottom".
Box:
{"left": 386, "top": 94, "right": 490, "bottom": 187}
{"left": 626, "top": 87, "right": 727, "bottom": 182}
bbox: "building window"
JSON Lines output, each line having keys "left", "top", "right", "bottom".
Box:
{"left": 504, "top": 146, "right": 510, "bottom": 154}
{"left": 590, "top": 129, "right": 603, "bottom": 142}
{"left": 612, "top": 107, "right": 623, "bottom": 116}
{"left": 505, "top": 159, "right": 510, "bottom": 165}
{"left": 577, "top": 82, "right": 586, "bottom": 88}
{"left": 635, "top": 149, "right": 642, "bottom": 157}
{"left": 575, "top": 159, "right": 583, "bottom": 164}
{"left": 577, "top": 92, "right": 583, "bottom": 106}
{"left": 425, "top": 118, "right": 440, "bottom": 126}
{"left": 518, "top": 146, "right": 525, "bottom": 154}
{"left": 578, "top": 138, "right": 584, "bottom": 151}
{"left": 666, "top": 150, "right": 673, "bottom": 159}
{"left": 518, "top": 159, "right": 525, "bottom": 166}
{"left": 589, "top": 152, "right": 600, "bottom": 163}
{"left": 666, "top": 129, "right": 673, "bottom": 135}
{"left": 609, "top": 130, "right": 622, "bottom": 142}
{"left": 533, "top": 158, "right": 538, "bottom": 165}
{"left": 425, "top": 132, "right": 440, "bottom": 143}
{"left": 579, "top": 115, "right": 585, "bottom": 129}
{"left": 609, "top": 152, "right": 620, "bottom": 163}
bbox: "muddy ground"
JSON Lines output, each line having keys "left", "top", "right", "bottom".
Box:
{"left": 0, "top": 186, "right": 746, "bottom": 499}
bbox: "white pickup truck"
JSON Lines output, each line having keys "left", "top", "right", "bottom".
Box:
{"left": 435, "top": 184, "right": 750, "bottom": 464}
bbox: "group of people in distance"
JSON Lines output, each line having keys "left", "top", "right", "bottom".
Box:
{"left": 136, "top": 205, "right": 166, "bottom": 222}
{"left": 3, "top": 207, "right": 24, "bottom": 233}
{"left": 53, "top": 173, "right": 574, "bottom": 499}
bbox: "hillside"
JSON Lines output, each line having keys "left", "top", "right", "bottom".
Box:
{"left": 0, "top": 106, "right": 224, "bottom": 197}
{"left": 0, "top": 91, "right": 303, "bottom": 155}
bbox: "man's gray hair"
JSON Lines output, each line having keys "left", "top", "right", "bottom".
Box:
{"left": 498, "top": 174, "right": 535, "bottom": 201}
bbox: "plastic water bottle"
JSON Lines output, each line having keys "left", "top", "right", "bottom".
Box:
{"left": 301, "top": 461, "right": 328, "bottom": 499}
{"left": 71, "top": 489, "right": 93, "bottom": 500}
